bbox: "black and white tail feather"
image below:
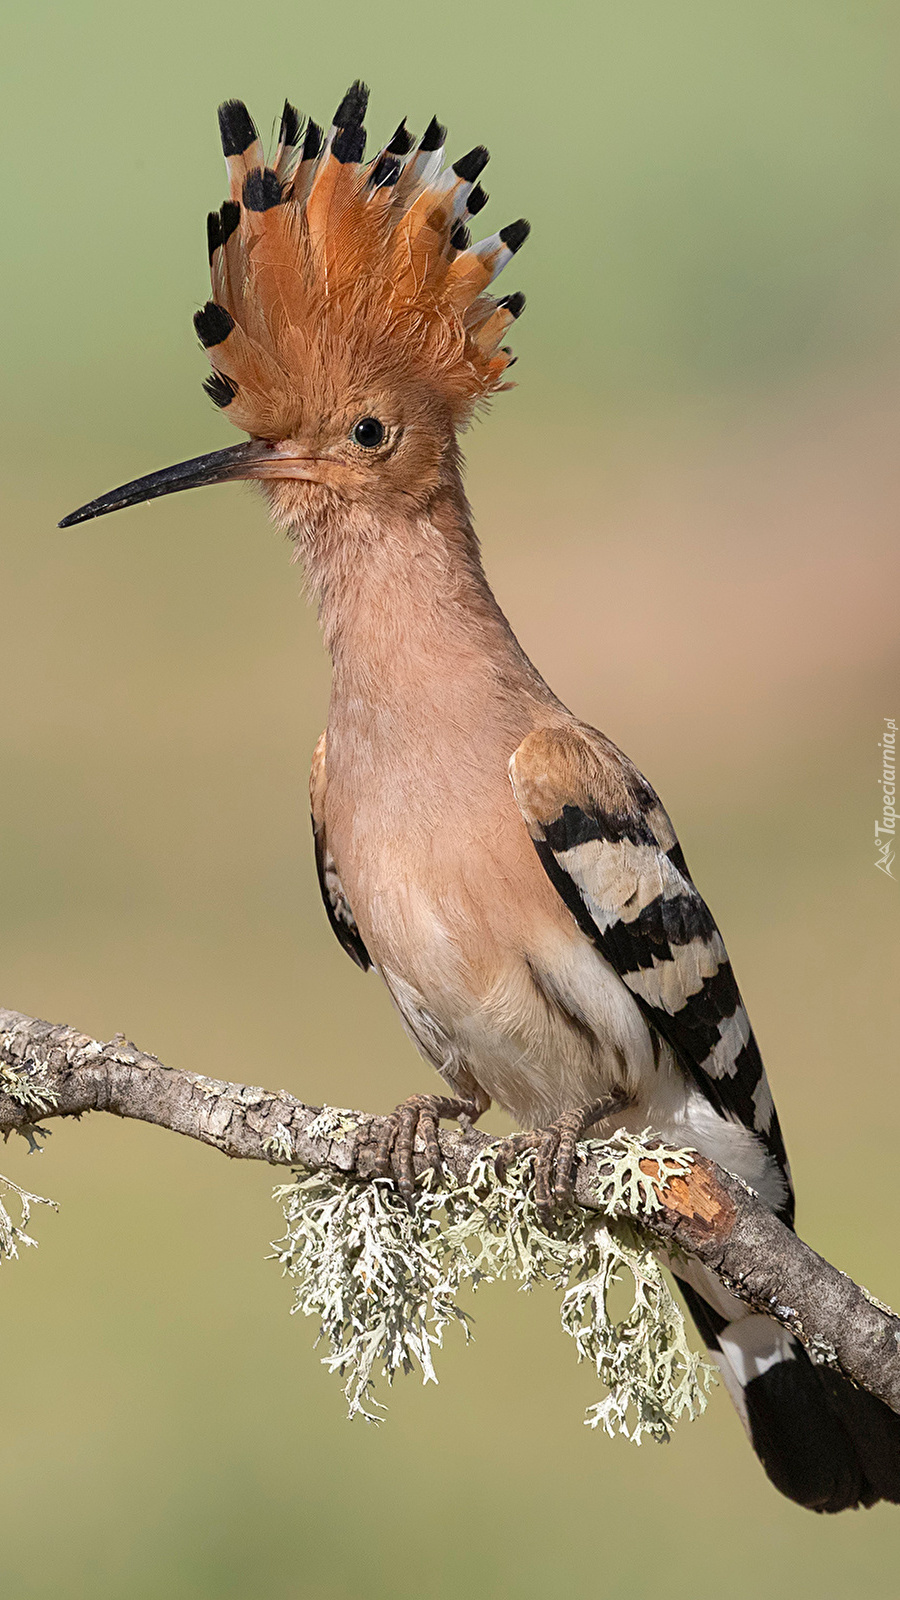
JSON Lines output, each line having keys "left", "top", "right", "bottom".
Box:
{"left": 510, "top": 722, "right": 900, "bottom": 1513}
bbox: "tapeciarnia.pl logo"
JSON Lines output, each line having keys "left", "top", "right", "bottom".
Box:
{"left": 875, "top": 717, "right": 896, "bottom": 879}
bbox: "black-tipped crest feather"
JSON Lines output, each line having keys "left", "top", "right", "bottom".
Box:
{"left": 498, "top": 291, "right": 526, "bottom": 318}
{"left": 370, "top": 155, "right": 400, "bottom": 189}
{"left": 206, "top": 211, "right": 222, "bottom": 262}
{"left": 453, "top": 146, "right": 489, "bottom": 183}
{"left": 194, "top": 301, "right": 234, "bottom": 347}
{"left": 279, "top": 100, "right": 302, "bottom": 147}
{"left": 499, "top": 218, "right": 530, "bottom": 252}
{"left": 386, "top": 120, "right": 414, "bottom": 156}
{"left": 243, "top": 168, "right": 283, "bottom": 211}
{"left": 219, "top": 201, "right": 240, "bottom": 243}
{"left": 198, "top": 86, "right": 529, "bottom": 433}
{"left": 218, "top": 99, "right": 258, "bottom": 156}
{"left": 419, "top": 116, "right": 445, "bottom": 151}
{"left": 302, "top": 120, "right": 323, "bottom": 160}
{"left": 332, "top": 123, "right": 366, "bottom": 164}
{"left": 333, "top": 80, "right": 369, "bottom": 127}
{"left": 203, "top": 371, "right": 237, "bottom": 407}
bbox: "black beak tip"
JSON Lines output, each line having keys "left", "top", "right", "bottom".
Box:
{"left": 55, "top": 441, "right": 259, "bottom": 530}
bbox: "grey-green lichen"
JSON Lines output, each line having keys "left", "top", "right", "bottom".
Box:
{"left": 0, "top": 1052, "right": 59, "bottom": 1153}
{"left": 272, "top": 1130, "right": 713, "bottom": 1442}
{"left": 262, "top": 1123, "right": 295, "bottom": 1163}
{"left": 0, "top": 1054, "right": 59, "bottom": 1119}
{"left": 0, "top": 1173, "right": 57, "bottom": 1264}
{"left": 306, "top": 1106, "right": 362, "bottom": 1143}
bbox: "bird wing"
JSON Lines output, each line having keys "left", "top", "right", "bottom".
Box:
{"left": 509, "top": 724, "right": 792, "bottom": 1217}
{"left": 309, "top": 732, "right": 371, "bottom": 972}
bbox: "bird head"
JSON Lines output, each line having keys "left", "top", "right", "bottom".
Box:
{"left": 61, "top": 83, "right": 528, "bottom": 534}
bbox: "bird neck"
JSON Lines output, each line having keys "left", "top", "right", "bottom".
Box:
{"left": 305, "top": 466, "right": 551, "bottom": 729}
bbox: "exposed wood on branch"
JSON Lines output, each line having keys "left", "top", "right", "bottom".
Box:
{"left": 2, "top": 1004, "right": 898, "bottom": 1415}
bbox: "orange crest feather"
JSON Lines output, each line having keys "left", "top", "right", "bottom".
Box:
{"left": 196, "top": 84, "right": 529, "bottom": 437}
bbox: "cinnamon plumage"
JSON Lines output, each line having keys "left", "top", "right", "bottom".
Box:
{"left": 62, "top": 80, "right": 900, "bottom": 1514}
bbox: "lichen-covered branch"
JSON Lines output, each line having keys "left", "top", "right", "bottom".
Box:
{"left": 2, "top": 1003, "right": 899, "bottom": 1417}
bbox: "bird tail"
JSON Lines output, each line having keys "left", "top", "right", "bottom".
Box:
{"left": 676, "top": 1275, "right": 900, "bottom": 1512}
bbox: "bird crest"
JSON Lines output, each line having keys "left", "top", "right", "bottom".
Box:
{"left": 198, "top": 82, "right": 529, "bottom": 438}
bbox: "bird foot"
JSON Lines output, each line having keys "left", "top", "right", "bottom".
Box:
{"left": 494, "top": 1090, "right": 631, "bottom": 1214}
{"left": 373, "top": 1092, "right": 489, "bottom": 1200}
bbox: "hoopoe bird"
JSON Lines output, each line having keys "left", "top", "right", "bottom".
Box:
{"left": 62, "top": 81, "right": 900, "bottom": 1512}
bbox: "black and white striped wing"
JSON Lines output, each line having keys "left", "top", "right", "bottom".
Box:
{"left": 309, "top": 732, "right": 371, "bottom": 973}
{"left": 510, "top": 724, "right": 792, "bottom": 1219}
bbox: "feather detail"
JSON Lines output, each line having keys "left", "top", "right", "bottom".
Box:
{"left": 443, "top": 243, "right": 501, "bottom": 308}
{"left": 217, "top": 100, "right": 265, "bottom": 204}
{"left": 273, "top": 100, "right": 304, "bottom": 184}
{"left": 469, "top": 294, "right": 523, "bottom": 358}
{"left": 309, "top": 732, "right": 371, "bottom": 972}
{"left": 365, "top": 144, "right": 406, "bottom": 221}
{"left": 286, "top": 119, "right": 324, "bottom": 205}
{"left": 390, "top": 189, "right": 454, "bottom": 297}
{"left": 198, "top": 87, "right": 529, "bottom": 428}
{"left": 244, "top": 204, "right": 310, "bottom": 342}
{"left": 393, "top": 116, "right": 446, "bottom": 210}
{"left": 509, "top": 722, "right": 793, "bottom": 1220}
{"left": 210, "top": 201, "right": 244, "bottom": 319}
{"left": 305, "top": 135, "right": 369, "bottom": 284}
{"left": 240, "top": 167, "right": 284, "bottom": 239}
{"left": 194, "top": 292, "right": 288, "bottom": 405}
{"left": 445, "top": 221, "right": 530, "bottom": 309}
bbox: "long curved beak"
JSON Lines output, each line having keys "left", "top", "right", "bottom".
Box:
{"left": 58, "top": 439, "right": 311, "bottom": 528}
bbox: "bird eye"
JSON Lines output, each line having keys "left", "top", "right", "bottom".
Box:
{"left": 351, "top": 416, "right": 385, "bottom": 449}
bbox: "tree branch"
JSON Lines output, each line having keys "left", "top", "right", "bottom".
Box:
{"left": 2, "top": 1003, "right": 898, "bottom": 1415}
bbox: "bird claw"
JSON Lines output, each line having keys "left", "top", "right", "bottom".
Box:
{"left": 374, "top": 1092, "right": 488, "bottom": 1200}
{"left": 493, "top": 1129, "right": 541, "bottom": 1184}
{"left": 494, "top": 1091, "right": 631, "bottom": 1217}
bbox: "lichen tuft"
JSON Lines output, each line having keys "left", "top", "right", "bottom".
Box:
{"left": 272, "top": 1129, "right": 713, "bottom": 1441}
{"left": 0, "top": 1173, "right": 57, "bottom": 1264}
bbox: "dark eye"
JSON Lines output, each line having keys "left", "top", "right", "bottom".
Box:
{"left": 351, "top": 416, "right": 385, "bottom": 449}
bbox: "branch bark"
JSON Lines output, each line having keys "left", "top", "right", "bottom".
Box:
{"left": 2, "top": 1003, "right": 898, "bottom": 1415}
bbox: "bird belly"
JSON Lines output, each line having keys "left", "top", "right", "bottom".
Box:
{"left": 369, "top": 892, "right": 788, "bottom": 1212}
{"left": 370, "top": 881, "right": 659, "bottom": 1128}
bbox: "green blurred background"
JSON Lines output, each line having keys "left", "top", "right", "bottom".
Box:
{"left": 2, "top": 1, "right": 900, "bottom": 1594}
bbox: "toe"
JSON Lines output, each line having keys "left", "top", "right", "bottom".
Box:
{"left": 534, "top": 1128, "right": 561, "bottom": 1211}
{"left": 394, "top": 1103, "right": 420, "bottom": 1198}
{"left": 374, "top": 1111, "right": 400, "bottom": 1180}
{"left": 494, "top": 1130, "right": 538, "bottom": 1182}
